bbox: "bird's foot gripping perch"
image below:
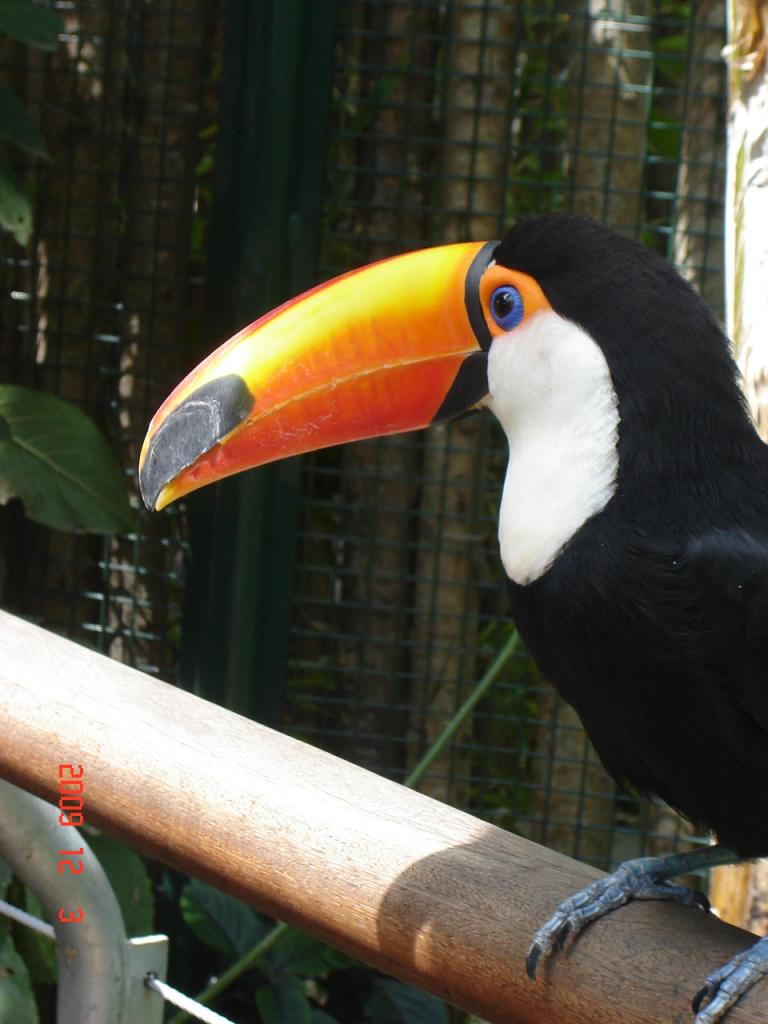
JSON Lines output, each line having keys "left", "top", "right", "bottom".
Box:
{"left": 693, "top": 934, "right": 768, "bottom": 1024}
{"left": 526, "top": 845, "right": 765, "bottom": 1024}
{"left": 525, "top": 851, "right": 711, "bottom": 980}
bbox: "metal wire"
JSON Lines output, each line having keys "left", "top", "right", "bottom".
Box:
{"left": 144, "top": 975, "right": 236, "bottom": 1024}
{"left": 0, "top": 898, "right": 55, "bottom": 939}
{"left": 0, "top": 901, "right": 235, "bottom": 1023}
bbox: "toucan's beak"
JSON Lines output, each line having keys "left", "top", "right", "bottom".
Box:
{"left": 139, "top": 240, "right": 497, "bottom": 511}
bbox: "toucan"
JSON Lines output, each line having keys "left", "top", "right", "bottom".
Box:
{"left": 139, "top": 214, "right": 768, "bottom": 1023}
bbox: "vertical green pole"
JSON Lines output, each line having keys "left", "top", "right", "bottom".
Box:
{"left": 182, "top": 0, "right": 337, "bottom": 723}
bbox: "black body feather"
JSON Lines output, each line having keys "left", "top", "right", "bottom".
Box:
{"left": 497, "top": 215, "right": 768, "bottom": 855}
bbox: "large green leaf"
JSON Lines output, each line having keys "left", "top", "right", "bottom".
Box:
{"left": 180, "top": 878, "right": 271, "bottom": 958}
{"left": 0, "top": 934, "right": 39, "bottom": 1023}
{"left": 0, "top": 156, "right": 32, "bottom": 245}
{"left": 85, "top": 832, "right": 154, "bottom": 937}
{"left": 0, "top": 0, "right": 63, "bottom": 49}
{"left": 268, "top": 929, "right": 335, "bottom": 979}
{"left": 0, "top": 385, "right": 132, "bottom": 533}
{"left": 0, "top": 86, "right": 47, "bottom": 157}
{"left": 256, "top": 979, "right": 312, "bottom": 1024}
{"left": 364, "top": 979, "right": 448, "bottom": 1024}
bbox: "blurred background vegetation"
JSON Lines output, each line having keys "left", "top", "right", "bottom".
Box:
{"left": 0, "top": 0, "right": 726, "bottom": 1020}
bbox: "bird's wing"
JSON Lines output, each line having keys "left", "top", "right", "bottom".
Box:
{"left": 685, "top": 529, "right": 768, "bottom": 733}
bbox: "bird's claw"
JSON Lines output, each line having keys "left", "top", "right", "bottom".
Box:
{"left": 691, "top": 935, "right": 768, "bottom": 1024}
{"left": 527, "top": 855, "right": 768, "bottom": 1024}
{"left": 526, "top": 856, "right": 710, "bottom": 981}
{"left": 692, "top": 981, "right": 717, "bottom": 1017}
{"left": 524, "top": 943, "right": 542, "bottom": 981}
{"left": 691, "top": 889, "right": 712, "bottom": 913}
{"left": 526, "top": 878, "right": 627, "bottom": 979}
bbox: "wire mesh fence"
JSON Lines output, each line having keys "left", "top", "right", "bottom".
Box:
{"left": 1, "top": 0, "right": 726, "bottom": 924}
{"left": 0, "top": 0, "right": 219, "bottom": 678}
{"left": 283, "top": 0, "right": 726, "bottom": 870}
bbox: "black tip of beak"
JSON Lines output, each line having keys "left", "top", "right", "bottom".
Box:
{"left": 139, "top": 374, "right": 254, "bottom": 510}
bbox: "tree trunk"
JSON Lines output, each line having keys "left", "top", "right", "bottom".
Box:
{"left": 104, "top": 1, "right": 216, "bottom": 675}
{"left": 406, "top": 1, "right": 516, "bottom": 805}
{"left": 726, "top": 0, "right": 768, "bottom": 432}
{"left": 330, "top": 1, "right": 438, "bottom": 778}
{"left": 673, "top": 0, "right": 727, "bottom": 312}
{"left": 565, "top": 0, "right": 652, "bottom": 231}
{"left": 710, "top": 0, "right": 768, "bottom": 936}
{"left": 624, "top": 2, "right": 730, "bottom": 865}
{"left": 521, "top": 0, "right": 653, "bottom": 869}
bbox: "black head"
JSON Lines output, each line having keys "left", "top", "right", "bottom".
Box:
{"left": 494, "top": 214, "right": 754, "bottom": 469}
{"left": 494, "top": 214, "right": 723, "bottom": 372}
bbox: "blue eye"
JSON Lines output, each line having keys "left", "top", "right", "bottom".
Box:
{"left": 489, "top": 285, "right": 524, "bottom": 331}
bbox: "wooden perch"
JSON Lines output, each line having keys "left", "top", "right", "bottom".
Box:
{"left": 0, "top": 608, "right": 763, "bottom": 1023}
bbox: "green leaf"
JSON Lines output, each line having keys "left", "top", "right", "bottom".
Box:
{"left": 0, "top": 86, "right": 47, "bottom": 157}
{"left": 17, "top": 889, "right": 56, "bottom": 985}
{"left": 0, "top": 0, "right": 63, "bottom": 49}
{"left": 0, "top": 156, "right": 32, "bottom": 245}
{"left": 0, "top": 385, "right": 132, "bottom": 533}
{"left": 268, "top": 930, "right": 334, "bottom": 978}
{"left": 0, "top": 934, "right": 39, "bottom": 1023}
{"left": 320, "top": 945, "right": 354, "bottom": 971}
{"left": 84, "top": 833, "right": 153, "bottom": 937}
{"left": 0, "top": 859, "right": 10, "bottom": 898}
{"left": 180, "top": 878, "right": 271, "bottom": 958}
{"left": 256, "top": 979, "right": 312, "bottom": 1024}
{"left": 311, "top": 1012, "right": 339, "bottom": 1024}
{"left": 364, "top": 979, "right": 448, "bottom": 1024}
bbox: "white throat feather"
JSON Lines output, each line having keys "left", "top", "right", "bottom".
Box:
{"left": 487, "top": 310, "right": 620, "bottom": 585}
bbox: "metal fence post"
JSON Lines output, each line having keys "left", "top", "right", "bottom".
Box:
{"left": 0, "top": 779, "right": 168, "bottom": 1024}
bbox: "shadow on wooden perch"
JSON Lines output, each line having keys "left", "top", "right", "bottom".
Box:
{"left": 0, "top": 609, "right": 763, "bottom": 1023}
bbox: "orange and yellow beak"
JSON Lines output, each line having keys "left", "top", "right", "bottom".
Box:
{"left": 139, "top": 240, "right": 498, "bottom": 511}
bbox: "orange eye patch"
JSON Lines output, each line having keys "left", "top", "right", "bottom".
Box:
{"left": 479, "top": 263, "right": 551, "bottom": 337}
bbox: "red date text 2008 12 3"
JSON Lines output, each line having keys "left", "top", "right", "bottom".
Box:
{"left": 57, "top": 763, "right": 84, "bottom": 925}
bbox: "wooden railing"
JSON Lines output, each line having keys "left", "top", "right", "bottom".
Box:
{"left": 0, "top": 609, "right": 761, "bottom": 1023}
